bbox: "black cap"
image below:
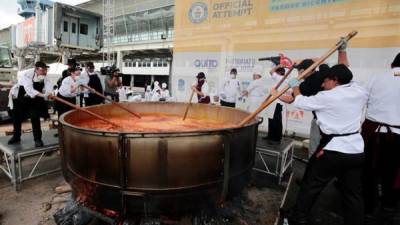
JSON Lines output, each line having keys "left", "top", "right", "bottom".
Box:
{"left": 68, "top": 65, "right": 82, "bottom": 73}
{"left": 35, "top": 61, "right": 49, "bottom": 69}
{"left": 230, "top": 68, "right": 237, "bottom": 74}
{"left": 295, "top": 59, "right": 314, "bottom": 71}
{"left": 67, "top": 58, "right": 77, "bottom": 66}
{"left": 86, "top": 62, "right": 94, "bottom": 68}
{"left": 196, "top": 72, "right": 206, "bottom": 79}
{"left": 391, "top": 52, "right": 400, "bottom": 68}
{"left": 326, "top": 64, "right": 353, "bottom": 85}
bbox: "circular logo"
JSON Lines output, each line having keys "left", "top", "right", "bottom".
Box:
{"left": 188, "top": 2, "right": 208, "bottom": 24}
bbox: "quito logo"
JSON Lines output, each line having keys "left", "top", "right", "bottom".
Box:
{"left": 188, "top": 2, "right": 208, "bottom": 24}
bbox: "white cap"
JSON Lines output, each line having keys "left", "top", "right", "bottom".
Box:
{"left": 154, "top": 81, "right": 159, "bottom": 86}
{"left": 146, "top": 85, "right": 151, "bottom": 91}
{"left": 161, "top": 83, "right": 167, "bottom": 89}
{"left": 252, "top": 65, "right": 264, "bottom": 76}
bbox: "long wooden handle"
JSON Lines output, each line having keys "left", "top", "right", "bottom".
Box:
{"left": 238, "top": 30, "right": 358, "bottom": 127}
{"left": 263, "top": 66, "right": 295, "bottom": 104}
{"left": 81, "top": 85, "right": 141, "bottom": 119}
{"left": 182, "top": 90, "right": 195, "bottom": 121}
{"left": 50, "top": 95, "right": 122, "bottom": 129}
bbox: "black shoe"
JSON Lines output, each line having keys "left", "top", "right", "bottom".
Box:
{"left": 8, "top": 136, "right": 21, "bottom": 145}
{"left": 35, "top": 140, "right": 44, "bottom": 148}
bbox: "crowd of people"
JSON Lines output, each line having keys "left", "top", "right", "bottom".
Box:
{"left": 4, "top": 40, "right": 399, "bottom": 224}
{"left": 192, "top": 43, "right": 400, "bottom": 225}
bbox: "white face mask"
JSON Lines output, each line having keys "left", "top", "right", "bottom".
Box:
{"left": 230, "top": 74, "right": 236, "bottom": 79}
{"left": 36, "top": 75, "right": 46, "bottom": 82}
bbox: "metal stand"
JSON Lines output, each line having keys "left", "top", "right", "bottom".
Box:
{"left": 253, "top": 137, "right": 294, "bottom": 184}
{"left": 0, "top": 130, "right": 60, "bottom": 191}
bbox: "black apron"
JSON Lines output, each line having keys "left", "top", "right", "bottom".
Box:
{"left": 196, "top": 82, "right": 210, "bottom": 104}
{"left": 86, "top": 74, "right": 104, "bottom": 106}
{"left": 17, "top": 76, "right": 49, "bottom": 119}
{"left": 313, "top": 113, "right": 359, "bottom": 158}
{"left": 267, "top": 103, "right": 283, "bottom": 142}
{"left": 55, "top": 93, "right": 76, "bottom": 117}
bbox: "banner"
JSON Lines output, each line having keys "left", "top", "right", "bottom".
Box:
{"left": 172, "top": 0, "right": 400, "bottom": 135}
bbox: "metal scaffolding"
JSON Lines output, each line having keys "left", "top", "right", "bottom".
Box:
{"left": 103, "top": 0, "right": 116, "bottom": 66}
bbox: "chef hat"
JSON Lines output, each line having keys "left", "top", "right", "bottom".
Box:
{"left": 146, "top": 85, "right": 151, "bottom": 91}
{"left": 252, "top": 65, "right": 264, "bottom": 76}
{"left": 154, "top": 81, "right": 159, "bottom": 86}
{"left": 161, "top": 83, "right": 167, "bottom": 88}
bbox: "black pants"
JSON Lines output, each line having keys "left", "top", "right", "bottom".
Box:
{"left": 377, "top": 133, "right": 400, "bottom": 208}
{"left": 292, "top": 150, "right": 365, "bottom": 225}
{"left": 11, "top": 100, "right": 42, "bottom": 141}
{"left": 220, "top": 100, "right": 235, "bottom": 108}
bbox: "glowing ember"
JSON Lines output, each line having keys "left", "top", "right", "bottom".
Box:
{"left": 76, "top": 113, "right": 235, "bottom": 132}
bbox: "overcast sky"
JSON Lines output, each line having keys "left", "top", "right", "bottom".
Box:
{"left": 0, "top": 0, "right": 90, "bottom": 29}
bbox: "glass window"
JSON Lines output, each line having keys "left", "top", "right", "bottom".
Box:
{"left": 147, "top": 62, "right": 151, "bottom": 67}
{"left": 132, "top": 62, "right": 136, "bottom": 67}
{"left": 72, "top": 23, "right": 76, "bottom": 34}
{"left": 163, "top": 61, "right": 168, "bottom": 67}
{"left": 80, "top": 24, "right": 88, "bottom": 35}
{"left": 63, "top": 21, "right": 68, "bottom": 32}
{"left": 138, "top": 62, "right": 142, "bottom": 67}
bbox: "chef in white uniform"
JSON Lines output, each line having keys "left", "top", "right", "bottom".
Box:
{"left": 219, "top": 68, "right": 241, "bottom": 108}
{"left": 160, "top": 83, "right": 170, "bottom": 101}
{"left": 362, "top": 52, "right": 400, "bottom": 219}
{"left": 241, "top": 65, "right": 267, "bottom": 112}
{"left": 287, "top": 64, "right": 368, "bottom": 225}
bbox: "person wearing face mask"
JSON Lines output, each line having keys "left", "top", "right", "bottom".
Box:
{"left": 82, "top": 62, "right": 104, "bottom": 106}
{"left": 55, "top": 66, "right": 83, "bottom": 118}
{"left": 191, "top": 72, "right": 210, "bottom": 104}
{"left": 160, "top": 83, "right": 170, "bottom": 101}
{"left": 241, "top": 65, "right": 267, "bottom": 112}
{"left": 8, "top": 61, "right": 52, "bottom": 147}
{"left": 286, "top": 64, "right": 368, "bottom": 225}
{"left": 219, "top": 68, "right": 241, "bottom": 108}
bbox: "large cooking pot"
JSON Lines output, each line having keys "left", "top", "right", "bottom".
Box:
{"left": 59, "top": 102, "right": 261, "bottom": 216}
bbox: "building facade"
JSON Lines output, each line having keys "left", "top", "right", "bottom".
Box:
{"left": 78, "top": 0, "right": 174, "bottom": 88}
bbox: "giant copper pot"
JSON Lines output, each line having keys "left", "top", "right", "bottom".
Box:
{"left": 59, "top": 102, "right": 261, "bottom": 216}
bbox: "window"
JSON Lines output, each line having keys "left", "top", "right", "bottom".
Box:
{"left": 147, "top": 62, "right": 151, "bottom": 67}
{"left": 63, "top": 21, "right": 68, "bottom": 32}
{"left": 163, "top": 61, "right": 168, "bottom": 67}
{"left": 153, "top": 61, "right": 158, "bottom": 67}
{"left": 80, "top": 24, "right": 88, "bottom": 35}
{"left": 72, "top": 23, "right": 76, "bottom": 34}
{"left": 125, "top": 62, "right": 129, "bottom": 67}
{"left": 138, "top": 62, "right": 142, "bottom": 67}
{"left": 132, "top": 62, "right": 136, "bottom": 67}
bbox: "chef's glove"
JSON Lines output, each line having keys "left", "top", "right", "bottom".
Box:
{"left": 338, "top": 37, "right": 347, "bottom": 52}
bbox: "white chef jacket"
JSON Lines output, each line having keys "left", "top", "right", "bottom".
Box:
{"left": 271, "top": 72, "right": 288, "bottom": 84}
{"left": 246, "top": 78, "right": 267, "bottom": 112}
{"left": 59, "top": 76, "right": 78, "bottom": 98}
{"left": 18, "top": 68, "right": 52, "bottom": 98}
{"left": 220, "top": 78, "right": 241, "bottom": 103}
{"left": 160, "top": 89, "right": 170, "bottom": 99}
{"left": 151, "top": 92, "right": 161, "bottom": 101}
{"left": 294, "top": 82, "right": 368, "bottom": 154}
{"left": 365, "top": 68, "right": 400, "bottom": 134}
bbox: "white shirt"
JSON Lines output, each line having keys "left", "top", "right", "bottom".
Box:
{"left": 59, "top": 76, "right": 78, "bottom": 98}
{"left": 151, "top": 92, "right": 161, "bottom": 101}
{"left": 294, "top": 82, "right": 368, "bottom": 154}
{"left": 271, "top": 72, "right": 287, "bottom": 84}
{"left": 117, "top": 87, "right": 127, "bottom": 101}
{"left": 220, "top": 78, "right": 241, "bottom": 103}
{"left": 365, "top": 68, "right": 400, "bottom": 134}
{"left": 192, "top": 81, "right": 209, "bottom": 97}
{"left": 160, "top": 89, "right": 170, "bottom": 99}
{"left": 18, "top": 68, "right": 52, "bottom": 98}
{"left": 246, "top": 78, "right": 266, "bottom": 98}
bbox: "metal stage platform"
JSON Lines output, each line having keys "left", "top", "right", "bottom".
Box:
{"left": 254, "top": 136, "right": 295, "bottom": 184}
{"left": 0, "top": 130, "right": 60, "bottom": 191}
